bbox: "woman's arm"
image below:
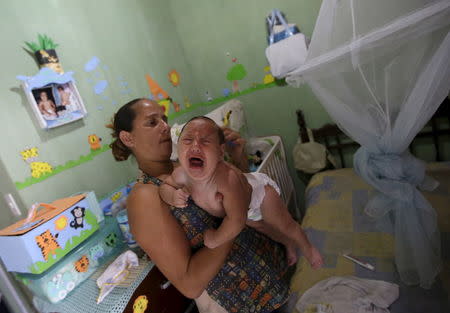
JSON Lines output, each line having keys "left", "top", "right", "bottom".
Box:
{"left": 127, "top": 183, "right": 233, "bottom": 299}
{"left": 222, "top": 127, "right": 249, "bottom": 172}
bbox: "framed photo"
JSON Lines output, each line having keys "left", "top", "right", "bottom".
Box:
{"left": 25, "top": 82, "right": 87, "bottom": 129}
{"left": 20, "top": 69, "right": 87, "bottom": 129}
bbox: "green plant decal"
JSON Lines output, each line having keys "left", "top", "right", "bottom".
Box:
{"left": 227, "top": 64, "right": 247, "bottom": 81}
{"left": 25, "top": 34, "right": 59, "bottom": 53}
{"left": 227, "top": 63, "right": 247, "bottom": 93}
{"left": 28, "top": 210, "right": 98, "bottom": 274}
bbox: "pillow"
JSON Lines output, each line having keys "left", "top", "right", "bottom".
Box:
{"left": 170, "top": 99, "right": 247, "bottom": 161}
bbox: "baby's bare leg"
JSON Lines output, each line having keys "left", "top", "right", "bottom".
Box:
{"left": 258, "top": 186, "right": 323, "bottom": 269}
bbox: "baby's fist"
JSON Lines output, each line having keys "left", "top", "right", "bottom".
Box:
{"left": 173, "top": 189, "right": 189, "bottom": 207}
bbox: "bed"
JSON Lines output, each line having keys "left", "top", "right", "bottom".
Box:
{"left": 286, "top": 99, "right": 450, "bottom": 313}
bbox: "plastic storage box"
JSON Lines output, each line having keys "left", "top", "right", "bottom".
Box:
{"left": 16, "top": 217, "right": 126, "bottom": 303}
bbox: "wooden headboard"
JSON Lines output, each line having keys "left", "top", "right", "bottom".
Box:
{"left": 296, "top": 97, "right": 450, "bottom": 168}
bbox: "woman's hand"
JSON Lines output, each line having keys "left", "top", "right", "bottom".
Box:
{"left": 222, "top": 127, "right": 249, "bottom": 172}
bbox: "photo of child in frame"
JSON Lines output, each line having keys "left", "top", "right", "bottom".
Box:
{"left": 55, "top": 82, "right": 79, "bottom": 113}
{"left": 32, "top": 87, "right": 58, "bottom": 120}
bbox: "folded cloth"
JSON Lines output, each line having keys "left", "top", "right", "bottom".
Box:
{"left": 96, "top": 250, "right": 139, "bottom": 304}
{"left": 296, "top": 276, "right": 399, "bottom": 313}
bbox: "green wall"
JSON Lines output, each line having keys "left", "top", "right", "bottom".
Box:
{"left": 0, "top": 0, "right": 200, "bottom": 211}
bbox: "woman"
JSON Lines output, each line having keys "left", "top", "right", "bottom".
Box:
{"left": 110, "top": 98, "right": 289, "bottom": 312}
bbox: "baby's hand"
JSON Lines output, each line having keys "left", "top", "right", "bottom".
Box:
{"left": 173, "top": 189, "right": 190, "bottom": 208}
{"left": 203, "top": 229, "right": 219, "bottom": 249}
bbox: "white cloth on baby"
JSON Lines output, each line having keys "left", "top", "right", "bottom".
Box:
{"left": 195, "top": 290, "right": 228, "bottom": 313}
{"left": 244, "top": 172, "right": 280, "bottom": 221}
{"left": 96, "top": 250, "right": 139, "bottom": 304}
{"left": 296, "top": 276, "right": 399, "bottom": 313}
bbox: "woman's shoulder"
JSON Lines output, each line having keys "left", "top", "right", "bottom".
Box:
{"left": 128, "top": 182, "right": 160, "bottom": 208}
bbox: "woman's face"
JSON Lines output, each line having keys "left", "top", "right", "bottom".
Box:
{"left": 126, "top": 100, "right": 172, "bottom": 162}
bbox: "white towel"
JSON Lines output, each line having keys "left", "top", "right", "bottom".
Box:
{"left": 296, "top": 276, "right": 399, "bottom": 313}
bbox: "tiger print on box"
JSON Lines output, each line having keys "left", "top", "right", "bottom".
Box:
{"left": 35, "top": 230, "right": 61, "bottom": 261}
{"left": 74, "top": 255, "right": 89, "bottom": 273}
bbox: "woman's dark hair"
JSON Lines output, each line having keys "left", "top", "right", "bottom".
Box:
{"left": 107, "top": 98, "right": 144, "bottom": 161}
{"left": 180, "top": 116, "right": 225, "bottom": 144}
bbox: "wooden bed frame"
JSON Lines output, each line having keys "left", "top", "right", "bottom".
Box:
{"left": 296, "top": 97, "right": 450, "bottom": 168}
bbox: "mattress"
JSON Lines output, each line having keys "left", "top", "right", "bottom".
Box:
{"left": 288, "top": 162, "right": 450, "bottom": 313}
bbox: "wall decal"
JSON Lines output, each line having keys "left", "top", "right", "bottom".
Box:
{"left": 226, "top": 61, "right": 247, "bottom": 93}
{"left": 183, "top": 96, "right": 191, "bottom": 108}
{"left": 88, "top": 134, "right": 102, "bottom": 150}
{"left": 263, "top": 66, "right": 275, "bottom": 84}
{"left": 24, "top": 34, "right": 63, "bottom": 74}
{"left": 145, "top": 74, "right": 169, "bottom": 101}
{"left": 84, "top": 57, "right": 100, "bottom": 72}
{"left": 20, "top": 147, "right": 53, "bottom": 178}
{"left": 15, "top": 143, "right": 111, "bottom": 190}
{"left": 84, "top": 57, "right": 127, "bottom": 107}
{"left": 158, "top": 99, "right": 170, "bottom": 116}
{"left": 118, "top": 77, "right": 132, "bottom": 95}
{"left": 205, "top": 91, "right": 213, "bottom": 102}
{"left": 168, "top": 69, "right": 180, "bottom": 87}
{"left": 168, "top": 97, "right": 180, "bottom": 112}
{"left": 94, "top": 80, "right": 108, "bottom": 95}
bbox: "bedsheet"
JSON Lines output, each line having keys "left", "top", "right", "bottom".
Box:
{"left": 288, "top": 162, "right": 450, "bottom": 313}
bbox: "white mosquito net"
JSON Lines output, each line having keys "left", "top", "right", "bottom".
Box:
{"left": 286, "top": 0, "right": 450, "bottom": 288}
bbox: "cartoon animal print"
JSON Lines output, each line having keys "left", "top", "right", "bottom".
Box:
{"left": 47, "top": 271, "right": 75, "bottom": 302}
{"left": 89, "top": 244, "right": 105, "bottom": 261}
{"left": 20, "top": 147, "right": 53, "bottom": 178}
{"left": 133, "top": 295, "right": 149, "bottom": 313}
{"left": 104, "top": 233, "right": 118, "bottom": 247}
{"left": 69, "top": 206, "right": 85, "bottom": 229}
{"left": 74, "top": 255, "right": 90, "bottom": 273}
{"left": 35, "top": 230, "right": 61, "bottom": 261}
{"left": 88, "top": 134, "right": 102, "bottom": 150}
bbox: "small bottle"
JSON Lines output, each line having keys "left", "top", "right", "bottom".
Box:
{"left": 116, "top": 209, "right": 138, "bottom": 249}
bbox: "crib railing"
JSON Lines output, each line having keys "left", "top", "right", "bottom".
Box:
{"left": 255, "top": 136, "right": 300, "bottom": 220}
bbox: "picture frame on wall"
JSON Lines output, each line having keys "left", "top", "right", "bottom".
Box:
{"left": 18, "top": 68, "right": 87, "bottom": 129}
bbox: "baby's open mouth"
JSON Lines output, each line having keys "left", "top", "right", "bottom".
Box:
{"left": 189, "top": 157, "right": 204, "bottom": 168}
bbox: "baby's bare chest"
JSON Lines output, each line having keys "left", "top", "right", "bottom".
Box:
{"left": 189, "top": 184, "right": 225, "bottom": 218}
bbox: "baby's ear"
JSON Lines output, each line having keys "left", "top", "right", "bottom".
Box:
{"left": 119, "top": 131, "right": 134, "bottom": 148}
